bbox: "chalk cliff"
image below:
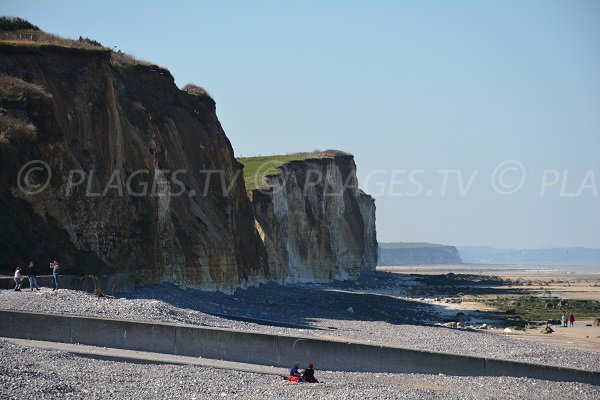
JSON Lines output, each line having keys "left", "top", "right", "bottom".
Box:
{"left": 249, "top": 153, "right": 378, "bottom": 282}
{"left": 378, "top": 244, "right": 462, "bottom": 265}
{"left": 0, "top": 25, "right": 377, "bottom": 291}
{"left": 0, "top": 39, "right": 268, "bottom": 290}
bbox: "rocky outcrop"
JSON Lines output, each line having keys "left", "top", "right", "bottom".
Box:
{"left": 0, "top": 41, "right": 268, "bottom": 291}
{"left": 251, "top": 153, "right": 378, "bottom": 282}
{"left": 357, "top": 190, "right": 378, "bottom": 268}
{"left": 378, "top": 244, "right": 462, "bottom": 265}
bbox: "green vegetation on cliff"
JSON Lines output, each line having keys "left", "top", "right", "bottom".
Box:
{"left": 237, "top": 150, "right": 350, "bottom": 191}
{"left": 237, "top": 154, "right": 311, "bottom": 191}
{"left": 0, "top": 16, "right": 39, "bottom": 32}
{"left": 0, "top": 74, "right": 51, "bottom": 145}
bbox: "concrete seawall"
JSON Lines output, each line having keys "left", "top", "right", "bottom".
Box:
{"left": 0, "top": 310, "right": 597, "bottom": 385}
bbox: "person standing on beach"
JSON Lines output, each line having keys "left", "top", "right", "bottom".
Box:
{"left": 50, "top": 260, "right": 60, "bottom": 291}
{"left": 561, "top": 313, "right": 566, "bottom": 327}
{"left": 27, "top": 261, "right": 40, "bottom": 291}
{"left": 568, "top": 312, "right": 575, "bottom": 327}
{"left": 14, "top": 266, "right": 22, "bottom": 291}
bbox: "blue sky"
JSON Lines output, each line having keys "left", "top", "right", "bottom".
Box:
{"left": 3, "top": 1, "right": 599, "bottom": 248}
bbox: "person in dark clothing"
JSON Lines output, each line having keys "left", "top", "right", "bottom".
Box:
{"left": 569, "top": 312, "right": 575, "bottom": 327}
{"left": 302, "top": 363, "right": 319, "bottom": 383}
{"left": 27, "top": 261, "right": 39, "bottom": 291}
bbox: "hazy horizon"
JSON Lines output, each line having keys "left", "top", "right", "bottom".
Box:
{"left": 3, "top": 1, "right": 599, "bottom": 248}
{"left": 379, "top": 242, "right": 600, "bottom": 250}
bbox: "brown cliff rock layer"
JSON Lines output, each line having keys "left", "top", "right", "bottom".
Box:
{"left": 0, "top": 43, "right": 268, "bottom": 290}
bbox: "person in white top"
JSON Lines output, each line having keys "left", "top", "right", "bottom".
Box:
{"left": 14, "top": 266, "right": 22, "bottom": 291}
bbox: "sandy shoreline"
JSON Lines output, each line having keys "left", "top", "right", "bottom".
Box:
{"left": 378, "top": 264, "right": 600, "bottom": 301}
{"left": 378, "top": 265, "right": 600, "bottom": 352}
{"left": 505, "top": 321, "right": 600, "bottom": 352}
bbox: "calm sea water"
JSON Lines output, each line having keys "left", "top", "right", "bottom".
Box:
{"left": 451, "top": 263, "right": 600, "bottom": 275}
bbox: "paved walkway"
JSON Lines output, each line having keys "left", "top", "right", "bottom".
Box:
{"left": 2, "top": 337, "right": 288, "bottom": 376}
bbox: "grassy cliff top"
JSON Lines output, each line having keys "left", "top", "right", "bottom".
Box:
{"left": 237, "top": 150, "right": 351, "bottom": 191}
{"left": 0, "top": 17, "right": 161, "bottom": 68}
{"left": 379, "top": 242, "right": 455, "bottom": 249}
{"left": 0, "top": 31, "right": 110, "bottom": 52}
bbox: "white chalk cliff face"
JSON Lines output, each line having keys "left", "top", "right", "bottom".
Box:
{"left": 0, "top": 33, "right": 376, "bottom": 292}
{"left": 252, "top": 154, "right": 378, "bottom": 283}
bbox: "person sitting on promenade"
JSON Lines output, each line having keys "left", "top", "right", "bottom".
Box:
{"left": 288, "top": 362, "right": 303, "bottom": 382}
{"left": 14, "top": 266, "right": 22, "bottom": 291}
{"left": 27, "top": 260, "right": 40, "bottom": 291}
{"left": 302, "top": 363, "right": 319, "bottom": 383}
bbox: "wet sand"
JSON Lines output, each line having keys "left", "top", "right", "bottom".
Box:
{"left": 378, "top": 265, "right": 600, "bottom": 301}
{"left": 505, "top": 321, "right": 600, "bottom": 352}
{"left": 379, "top": 265, "right": 600, "bottom": 352}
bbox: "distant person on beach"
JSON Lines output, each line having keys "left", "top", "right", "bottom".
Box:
{"left": 27, "top": 261, "right": 39, "bottom": 291}
{"left": 302, "top": 363, "right": 319, "bottom": 383}
{"left": 288, "top": 362, "right": 303, "bottom": 382}
{"left": 569, "top": 312, "right": 575, "bottom": 327}
{"left": 14, "top": 266, "right": 22, "bottom": 291}
{"left": 561, "top": 313, "right": 566, "bottom": 327}
{"left": 50, "top": 260, "right": 60, "bottom": 291}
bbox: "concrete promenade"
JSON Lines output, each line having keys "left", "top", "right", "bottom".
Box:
{"left": 0, "top": 309, "right": 597, "bottom": 385}
{"left": 2, "top": 337, "right": 288, "bottom": 375}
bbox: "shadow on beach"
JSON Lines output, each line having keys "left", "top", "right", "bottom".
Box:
{"left": 130, "top": 271, "right": 526, "bottom": 330}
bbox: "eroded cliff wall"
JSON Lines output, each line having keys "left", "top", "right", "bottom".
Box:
{"left": 251, "top": 154, "right": 378, "bottom": 282}
{"left": 0, "top": 43, "right": 268, "bottom": 290}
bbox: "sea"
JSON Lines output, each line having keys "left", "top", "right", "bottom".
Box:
{"left": 441, "top": 263, "right": 600, "bottom": 275}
